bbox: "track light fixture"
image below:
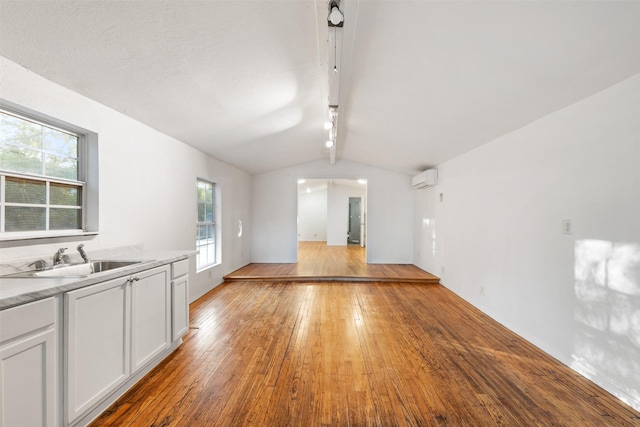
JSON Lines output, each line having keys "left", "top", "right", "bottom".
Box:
{"left": 328, "top": 1, "right": 344, "bottom": 27}
{"left": 325, "top": 106, "right": 338, "bottom": 144}
{"left": 326, "top": 1, "right": 343, "bottom": 164}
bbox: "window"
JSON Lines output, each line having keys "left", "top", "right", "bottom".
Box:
{"left": 196, "top": 178, "right": 217, "bottom": 269}
{"left": 0, "top": 104, "right": 99, "bottom": 239}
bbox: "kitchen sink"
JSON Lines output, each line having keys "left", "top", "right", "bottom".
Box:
{"left": 87, "top": 261, "right": 144, "bottom": 273}
{"left": 2, "top": 260, "right": 148, "bottom": 278}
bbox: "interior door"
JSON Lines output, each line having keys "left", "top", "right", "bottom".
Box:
{"left": 348, "top": 197, "right": 361, "bottom": 244}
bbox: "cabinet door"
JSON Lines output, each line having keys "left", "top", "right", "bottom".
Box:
{"left": 172, "top": 275, "right": 189, "bottom": 341}
{"left": 66, "top": 277, "right": 130, "bottom": 423}
{"left": 131, "top": 266, "right": 171, "bottom": 373}
{"left": 0, "top": 328, "right": 56, "bottom": 427}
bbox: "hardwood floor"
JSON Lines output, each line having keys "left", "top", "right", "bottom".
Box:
{"left": 91, "top": 280, "right": 640, "bottom": 426}
{"left": 225, "top": 241, "right": 439, "bottom": 284}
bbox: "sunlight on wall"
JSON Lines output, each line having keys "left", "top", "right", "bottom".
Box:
{"left": 573, "top": 239, "right": 640, "bottom": 408}
{"left": 422, "top": 218, "right": 437, "bottom": 257}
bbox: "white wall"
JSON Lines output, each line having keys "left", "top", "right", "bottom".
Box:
{"left": 297, "top": 187, "right": 327, "bottom": 241}
{"left": 252, "top": 159, "right": 413, "bottom": 263}
{"left": 414, "top": 74, "right": 640, "bottom": 410}
{"left": 0, "top": 56, "right": 252, "bottom": 302}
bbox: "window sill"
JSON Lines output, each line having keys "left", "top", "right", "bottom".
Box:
{"left": 196, "top": 262, "right": 221, "bottom": 274}
{"left": 0, "top": 230, "right": 99, "bottom": 242}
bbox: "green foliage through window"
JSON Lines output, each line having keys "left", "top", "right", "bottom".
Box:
{"left": 1, "top": 111, "right": 78, "bottom": 180}
{"left": 196, "top": 179, "right": 216, "bottom": 268}
{"left": 1, "top": 109, "right": 84, "bottom": 234}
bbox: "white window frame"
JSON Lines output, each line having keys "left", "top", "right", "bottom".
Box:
{"left": 0, "top": 101, "right": 99, "bottom": 241}
{"left": 196, "top": 178, "right": 219, "bottom": 271}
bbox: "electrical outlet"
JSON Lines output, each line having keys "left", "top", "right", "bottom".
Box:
{"left": 439, "top": 193, "right": 444, "bottom": 202}
{"left": 480, "top": 286, "right": 485, "bottom": 296}
{"left": 562, "top": 219, "right": 573, "bottom": 235}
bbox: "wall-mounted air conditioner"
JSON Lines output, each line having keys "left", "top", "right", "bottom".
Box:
{"left": 412, "top": 169, "right": 438, "bottom": 189}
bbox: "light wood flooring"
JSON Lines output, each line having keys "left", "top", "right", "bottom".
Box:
{"left": 225, "top": 241, "right": 439, "bottom": 284}
{"left": 93, "top": 282, "right": 640, "bottom": 427}
{"left": 90, "top": 280, "right": 640, "bottom": 425}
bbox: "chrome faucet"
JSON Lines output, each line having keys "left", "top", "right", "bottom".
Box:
{"left": 53, "top": 248, "right": 67, "bottom": 265}
{"left": 77, "top": 244, "right": 90, "bottom": 263}
{"left": 28, "top": 259, "right": 47, "bottom": 271}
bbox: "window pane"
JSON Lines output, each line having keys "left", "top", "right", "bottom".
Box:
{"left": 0, "top": 145, "right": 43, "bottom": 175}
{"left": 5, "top": 206, "right": 46, "bottom": 231}
{"left": 0, "top": 111, "right": 78, "bottom": 180}
{"left": 5, "top": 177, "right": 46, "bottom": 204}
{"left": 196, "top": 225, "right": 207, "bottom": 245}
{"left": 43, "top": 127, "right": 77, "bottom": 157}
{"left": 45, "top": 154, "right": 78, "bottom": 180}
{"left": 206, "top": 243, "right": 215, "bottom": 264}
{"left": 196, "top": 246, "right": 207, "bottom": 269}
{"left": 208, "top": 224, "right": 215, "bottom": 243}
{"left": 198, "top": 202, "right": 205, "bottom": 222}
{"left": 196, "top": 179, "right": 216, "bottom": 268}
{"left": 205, "top": 183, "right": 213, "bottom": 203}
{"left": 50, "top": 208, "right": 82, "bottom": 230}
{"left": 1, "top": 108, "right": 91, "bottom": 237}
{"left": 0, "top": 112, "right": 42, "bottom": 149}
{"left": 50, "top": 182, "right": 81, "bottom": 206}
{"left": 205, "top": 201, "right": 213, "bottom": 222}
{"left": 197, "top": 181, "right": 207, "bottom": 203}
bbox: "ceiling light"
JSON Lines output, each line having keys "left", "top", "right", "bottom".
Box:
{"left": 358, "top": 179, "right": 367, "bottom": 185}
{"left": 298, "top": 179, "right": 306, "bottom": 184}
{"left": 325, "top": 140, "right": 335, "bottom": 148}
{"left": 324, "top": 121, "right": 333, "bottom": 130}
{"left": 329, "top": 6, "right": 344, "bottom": 26}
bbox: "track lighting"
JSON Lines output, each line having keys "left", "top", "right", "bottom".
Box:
{"left": 329, "top": 5, "right": 344, "bottom": 26}
{"left": 326, "top": 2, "right": 342, "bottom": 164}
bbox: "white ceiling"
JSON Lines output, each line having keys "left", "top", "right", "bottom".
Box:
{"left": 1, "top": 1, "right": 639, "bottom": 175}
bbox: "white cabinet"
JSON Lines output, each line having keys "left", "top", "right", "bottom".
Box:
{"left": 65, "top": 276, "right": 130, "bottom": 424}
{"left": 171, "top": 259, "right": 189, "bottom": 341}
{"left": 131, "top": 267, "right": 171, "bottom": 373}
{"left": 65, "top": 265, "right": 170, "bottom": 425}
{"left": 0, "top": 297, "right": 57, "bottom": 427}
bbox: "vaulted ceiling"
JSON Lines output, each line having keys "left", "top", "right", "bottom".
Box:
{"left": 1, "top": 1, "right": 639, "bottom": 175}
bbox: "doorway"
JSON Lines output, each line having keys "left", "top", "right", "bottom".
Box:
{"left": 348, "top": 197, "right": 362, "bottom": 245}
{"left": 297, "top": 178, "right": 367, "bottom": 259}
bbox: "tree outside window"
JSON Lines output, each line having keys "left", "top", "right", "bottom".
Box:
{"left": 196, "top": 179, "right": 216, "bottom": 269}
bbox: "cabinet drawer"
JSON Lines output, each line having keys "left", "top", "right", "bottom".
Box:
{"left": 0, "top": 297, "right": 55, "bottom": 343}
{"left": 171, "top": 259, "right": 189, "bottom": 279}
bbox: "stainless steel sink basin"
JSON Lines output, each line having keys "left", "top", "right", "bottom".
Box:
{"left": 88, "top": 261, "right": 143, "bottom": 273}
{"left": 2, "top": 260, "right": 147, "bottom": 278}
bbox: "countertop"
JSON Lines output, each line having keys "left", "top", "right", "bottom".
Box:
{"left": 0, "top": 250, "right": 197, "bottom": 310}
